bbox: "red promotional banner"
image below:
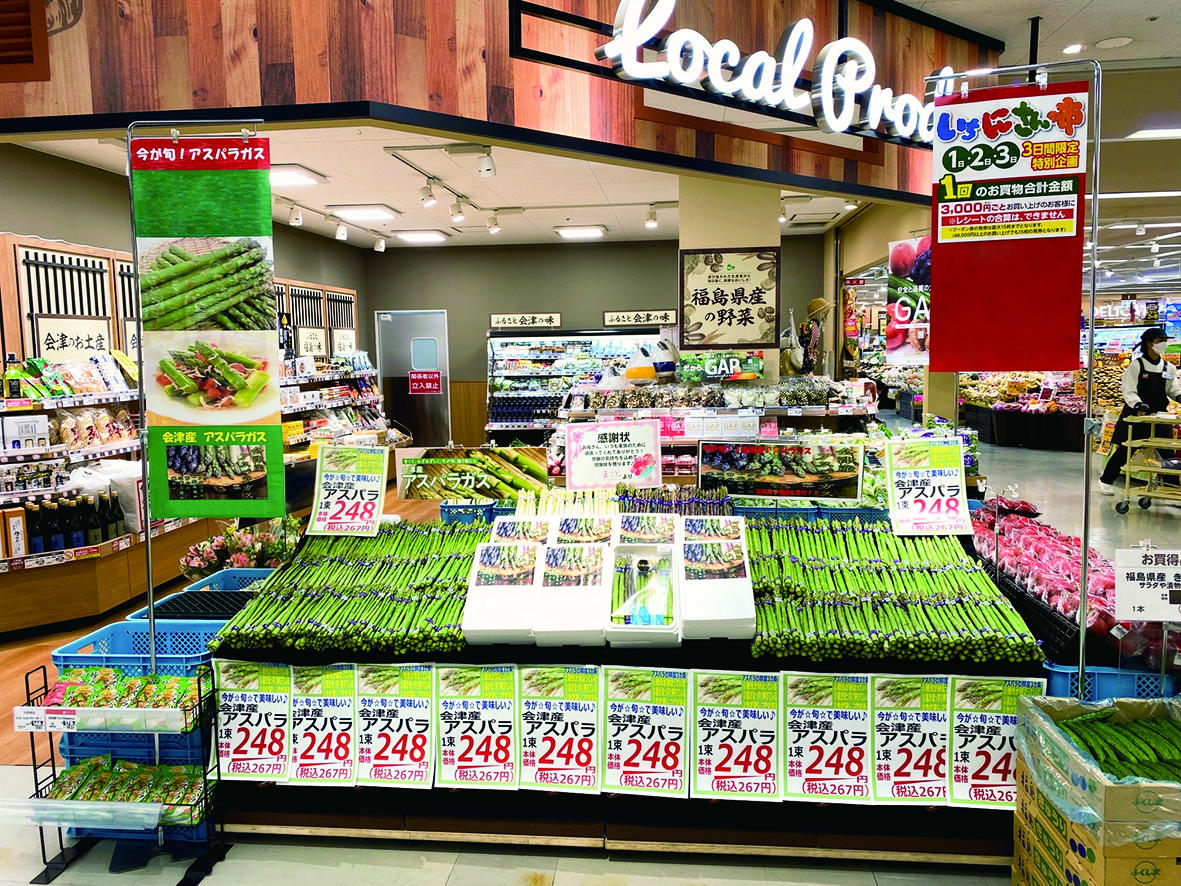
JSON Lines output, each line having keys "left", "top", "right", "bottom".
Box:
{"left": 929, "top": 82, "right": 1089, "bottom": 372}
{"left": 129, "top": 137, "right": 270, "bottom": 170}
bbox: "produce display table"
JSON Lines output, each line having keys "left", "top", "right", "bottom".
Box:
{"left": 988, "top": 410, "right": 1085, "bottom": 452}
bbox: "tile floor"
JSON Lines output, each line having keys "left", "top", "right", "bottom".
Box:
{"left": 0, "top": 760, "right": 1013, "bottom": 886}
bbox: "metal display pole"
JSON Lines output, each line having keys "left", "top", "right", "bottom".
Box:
{"left": 925, "top": 60, "right": 1103, "bottom": 700}
{"left": 124, "top": 118, "right": 263, "bottom": 691}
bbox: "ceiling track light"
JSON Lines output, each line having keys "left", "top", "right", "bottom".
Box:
{"left": 1154, "top": 258, "right": 1161, "bottom": 268}
{"left": 288, "top": 206, "right": 302, "bottom": 227}
{"left": 374, "top": 238, "right": 386, "bottom": 252}
{"left": 449, "top": 202, "right": 466, "bottom": 223}
{"left": 477, "top": 151, "right": 497, "bottom": 178}
{"left": 419, "top": 184, "right": 437, "bottom": 207}
{"left": 646, "top": 206, "right": 658, "bottom": 229}
{"left": 844, "top": 199, "right": 859, "bottom": 211}
{"left": 1151, "top": 241, "right": 1160, "bottom": 253}
{"left": 1136, "top": 223, "right": 1147, "bottom": 235}
{"left": 487, "top": 214, "right": 501, "bottom": 234}
{"left": 335, "top": 222, "right": 348, "bottom": 241}
{"left": 778, "top": 203, "right": 788, "bottom": 224}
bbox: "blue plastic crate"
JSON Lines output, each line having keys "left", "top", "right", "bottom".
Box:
{"left": 491, "top": 503, "right": 516, "bottom": 519}
{"left": 53, "top": 621, "right": 218, "bottom": 678}
{"left": 441, "top": 501, "right": 492, "bottom": 524}
{"left": 1044, "top": 661, "right": 1176, "bottom": 701}
{"left": 817, "top": 506, "right": 890, "bottom": 523}
{"left": 61, "top": 729, "right": 208, "bottom": 767}
{"left": 183, "top": 568, "right": 272, "bottom": 592}
{"left": 71, "top": 818, "right": 215, "bottom": 844}
{"left": 126, "top": 592, "right": 182, "bottom": 621}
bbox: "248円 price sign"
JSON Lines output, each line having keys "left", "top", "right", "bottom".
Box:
{"left": 601, "top": 667, "right": 689, "bottom": 798}
{"left": 216, "top": 660, "right": 292, "bottom": 780}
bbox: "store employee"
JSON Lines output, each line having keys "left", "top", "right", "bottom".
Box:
{"left": 1100, "top": 327, "right": 1181, "bottom": 494}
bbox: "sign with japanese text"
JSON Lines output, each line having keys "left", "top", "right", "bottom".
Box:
{"left": 679, "top": 248, "right": 779, "bottom": 351}
{"left": 122, "top": 318, "right": 140, "bottom": 356}
{"left": 214, "top": 660, "right": 292, "bottom": 782}
{"left": 885, "top": 238, "right": 930, "bottom": 366}
{"left": 870, "top": 675, "right": 950, "bottom": 804}
{"left": 602, "top": 666, "right": 689, "bottom": 798}
{"left": 948, "top": 677, "right": 1045, "bottom": 808}
{"left": 490, "top": 312, "right": 561, "bottom": 329}
{"left": 931, "top": 83, "right": 1089, "bottom": 372}
{"left": 782, "top": 674, "right": 872, "bottom": 803}
{"left": 690, "top": 671, "right": 781, "bottom": 801}
{"left": 132, "top": 135, "right": 284, "bottom": 519}
{"left": 677, "top": 351, "right": 765, "bottom": 382}
{"left": 518, "top": 666, "right": 602, "bottom": 793}
{"left": 330, "top": 327, "right": 355, "bottom": 355}
{"left": 289, "top": 664, "right": 356, "bottom": 786}
{"left": 297, "top": 326, "right": 327, "bottom": 357}
{"left": 699, "top": 441, "right": 863, "bottom": 503}
{"left": 408, "top": 370, "right": 442, "bottom": 394}
{"left": 356, "top": 665, "right": 435, "bottom": 788}
{"left": 308, "top": 446, "right": 388, "bottom": 536}
{"left": 885, "top": 438, "right": 971, "bottom": 535}
{"left": 1114, "top": 549, "right": 1181, "bottom": 622}
{"left": 435, "top": 665, "right": 518, "bottom": 789}
{"left": 395, "top": 447, "right": 549, "bottom": 500}
{"left": 566, "top": 419, "right": 661, "bottom": 491}
{"left": 35, "top": 316, "right": 113, "bottom": 360}
{"left": 604, "top": 309, "right": 676, "bottom": 326}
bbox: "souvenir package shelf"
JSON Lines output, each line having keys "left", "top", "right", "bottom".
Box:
{"left": 10, "top": 620, "right": 227, "bottom": 882}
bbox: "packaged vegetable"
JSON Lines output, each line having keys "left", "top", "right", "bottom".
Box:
{"left": 46, "top": 755, "right": 110, "bottom": 800}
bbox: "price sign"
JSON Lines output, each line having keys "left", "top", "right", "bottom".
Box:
{"left": 870, "top": 675, "right": 950, "bottom": 804}
{"left": 691, "top": 671, "right": 781, "bottom": 800}
{"left": 289, "top": 664, "right": 356, "bottom": 785}
{"left": 45, "top": 709, "right": 78, "bottom": 732}
{"left": 308, "top": 446, "right": 388, "bottom": 536}
{"left": 356, "top": 665, "right": 434, "bottom": 788}
{"left": 13, "top": 707, "right": 47, "bottom": 731}
{"left": 518, "top": 666, "right": 602, "bottom": 793}
{"left": 782, "top": 674, "right": 872, "bottom": 803}
{"left": 601, "top": 667, "right": 688, "bottom": 798}
{"left": 1114, "top": 549, "right": 1181, "bottom": 621}
{"left": 885, "top": 438, "right": 971, "bottom": 535}
{"left": 435, "top": 665, "right": 518, "bottom": 789}
{"left": 948, "top": 677, "right": 1045, "bottom": 808}
{"left": 215, "top": 660, "right": 292, "bottom": 781}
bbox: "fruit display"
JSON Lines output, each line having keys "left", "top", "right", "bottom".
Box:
{"left": 209, "top": 522, "right": 488, "bottom": 655}
{"left": 1054, "top": 709, "right": 1181, "bottom": 783}
{"left": 748, "top": 518, "right": 1040, "bottom": 663}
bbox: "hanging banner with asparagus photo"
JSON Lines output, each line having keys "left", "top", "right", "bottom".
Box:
{"left": 130, "top": 136, "right": 284, "bottom": 517}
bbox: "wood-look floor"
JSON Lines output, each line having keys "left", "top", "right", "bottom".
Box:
{"left": 0, "top": 496, "right": 443, "bottom": 766}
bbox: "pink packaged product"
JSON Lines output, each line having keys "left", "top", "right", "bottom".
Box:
{"left": 676, "top": 454, "right": 697, "bottom": 475}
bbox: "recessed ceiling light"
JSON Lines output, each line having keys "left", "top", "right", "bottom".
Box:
{"left": 1062, "top": 44, "right": 1085, "bottom": 54}
{"left": 327, "top": 204, "right": 399, "bottom": 221}
{"left": 419, "top": 184, "right": 437, "bottom": 207}
{"left": 1095, "top": 36, "right": 1133, "bottom": 49}
{"left": 555, "top": 225, "right": 606, "bottom": 240}
{"left": 396, "top": 231, "right": 450, "bottom": 244}
{"left": 269, "top": 164, "right": 327, "bottom": 186}
{"left": 646, "top": 207, "right": 658, "bottom": 229}
{"left": 449, "top": 202, "right": 466, "bottom": 223}
{"left": 1126, "top": 128, "right": 1181, "bottom": 140}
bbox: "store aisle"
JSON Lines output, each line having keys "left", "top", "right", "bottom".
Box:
{"left": 0, "top": 762, "right": 1009, "bottom": 886}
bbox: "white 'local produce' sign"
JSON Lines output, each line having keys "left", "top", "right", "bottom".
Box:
{"left": 598, "top": 0, "right": 954, "bottom": 144}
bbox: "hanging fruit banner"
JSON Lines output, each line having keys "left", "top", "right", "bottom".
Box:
{"left": 930, "top": 83, "right": 1089, "bottom": 371}
{"left": 130, "top": 136, "right": 284, "bottom": 518}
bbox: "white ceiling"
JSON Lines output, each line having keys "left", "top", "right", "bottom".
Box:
{"left": 901, "top": 0, "right": 1181, "bottom": 65}
{"left": 19, "top": 125, "right": 854, "bottom": 250}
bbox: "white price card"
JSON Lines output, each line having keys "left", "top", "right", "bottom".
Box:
{"left": 289, "top": 664, "right": 356, "bottom": 786}
{"left": 1114, "top": 549, "right": 1181, "bottom": 622}
{"left": 355, "top": 664, "right": 434, "bottom": 788}
{"left": 435, "top": 665, "right": 518, "bottom": 789}
{"left": 782, "top": 674, "right": 872, "bottom": 803}
{"left": 601, "top": 667, "right": 689, "bottom": 798}
{"left": 13, "top": 707, "right": 47, "bottom": 732}
{"left": 885, "top": 439, "right": 971, "bottom": 536}
{"left": 948, "top": 677, "right": 1044, "bottom": 808}
{"left": 518, "top": 666, "right": 602, "bottom": 793}
{"left": 690, "top": 671, "right": 781, "bottom": 800}
{"left": 215, "top": 660, "right": 292, "bottom": 781}
{"left": 308, "top": 446, "right": 389, "bottom": 536}
{"left": 45, "top": 709, "right": 78, "bottom": 732}
{"left": 870, "top": 675, "right": 950, "bottom": 804}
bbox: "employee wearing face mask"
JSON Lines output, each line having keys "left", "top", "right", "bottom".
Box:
{"left": 1099, "top": 327, "right": 1181, "bottom": 495}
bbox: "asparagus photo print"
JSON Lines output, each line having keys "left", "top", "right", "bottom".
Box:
{"left": 166, "top": 443, "right": 267, "bottom": 500}
{"left": 542, "top": 544, "right": 605, "bottom": 588}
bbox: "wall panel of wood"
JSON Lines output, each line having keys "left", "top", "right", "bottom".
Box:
{"left": 0, "top": 1, "right": 997, "bottom": 199}
{"left": 449, "top": 379, "right": 489, "bottom": 447}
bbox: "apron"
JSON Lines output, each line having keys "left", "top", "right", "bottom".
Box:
{"left": 1120, "top": 356, "right": 1168, "bottom": 419}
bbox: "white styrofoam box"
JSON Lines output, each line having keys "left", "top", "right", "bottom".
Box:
{"left": 532, "top": 544, "right": 608, "bottom": 647}
{"left": 605, "top": 543, "right": 681, "bottom": 648}
{"left": 677, "top": 515, "right": 755, "bottom": 640}
{"left": 461, "top": 543, "right": 539, "bottom": 645}
{"left": 490, "top": 516, "right": 552, "bottom": 546}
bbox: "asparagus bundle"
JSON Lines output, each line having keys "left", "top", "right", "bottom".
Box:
{"left": 615, "top": 483, "right": 732, "bottom": 515}
{"left": 141, "top": 239, "right": 276, "bottom": 332}
{"left": 209, "top": 521, "right": 489, "bottom": 655}
{"left": 610, "top": 555, "right": 673, "bottom": 625}
{"left": 1057, "top": 709, "right": 1181, "bottom": 782}
{"left": 748, "top": 518, "right": 1040, "bottom": 664}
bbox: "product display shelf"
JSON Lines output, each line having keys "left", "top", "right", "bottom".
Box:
{"left": 0, "top": 516, "right": 204, "bottom": 575}
{"left": 563, "top": 405, "right": 877, "bottom": 419}
{"left": 1, "top": 439, "right": 143, "bottom": 467}
{"left": 13, "top": 664, "right": 228, "bottom": 881}
{"left": 279, "top": 368, "right": 377, "bottom": 387}
{"left": 282, "top": 394, "right": 382, "bottom": 416}
{"left": 1, "top": 391, "right": 139, "bottom": 414}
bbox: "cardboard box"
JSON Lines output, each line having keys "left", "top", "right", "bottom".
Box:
{"left": 3, "top": 507, "right": 27, "bottom": 558}
{"left": 1017, "top": 696, "right": 1181, "bottom": 823}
